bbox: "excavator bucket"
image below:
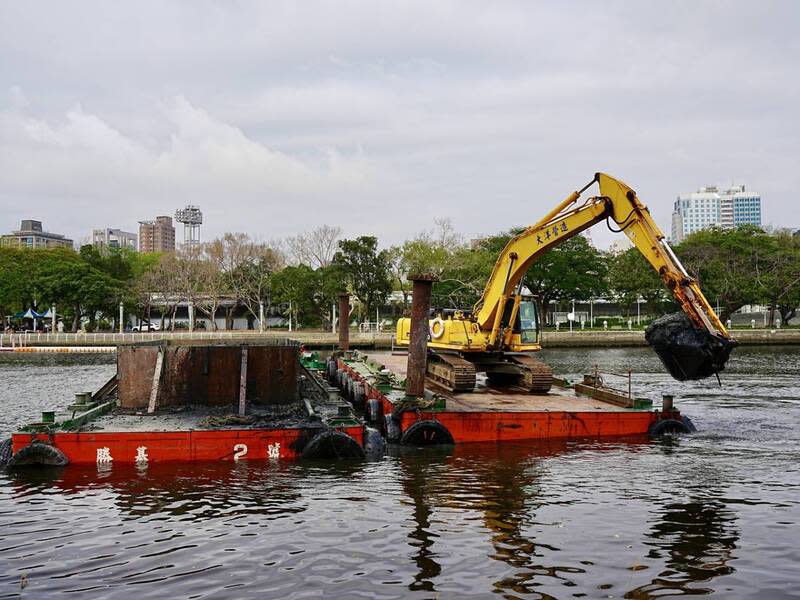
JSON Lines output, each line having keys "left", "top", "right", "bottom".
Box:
{"left": 645, "top": 313, "right": 736, "bottom": 381}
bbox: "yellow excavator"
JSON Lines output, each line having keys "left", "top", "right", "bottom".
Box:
{"left": 396, "top": 172, "right": 736, "bottom": 393}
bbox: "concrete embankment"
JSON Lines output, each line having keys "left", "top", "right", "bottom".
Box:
{"left": 541, "top": 329, "right": 800, "bottom": 347}
{"left": 3, "top": 328, "right": 798, "bottom": 351}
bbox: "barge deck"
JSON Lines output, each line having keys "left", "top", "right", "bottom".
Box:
{"left": 334, "top": 351, "right": 688, "bottom": 445}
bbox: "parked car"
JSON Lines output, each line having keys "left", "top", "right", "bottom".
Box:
{"left": 132, "top": 323, "right": 160, "bottom": 332}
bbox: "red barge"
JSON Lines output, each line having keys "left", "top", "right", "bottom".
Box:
{"left": 5, "top": 340, "right": 366, "bottom": 467}
{"left": 330, "top": 350, "right": 692, "bottom": 447}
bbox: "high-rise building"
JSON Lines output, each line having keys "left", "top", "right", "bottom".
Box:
{"left": 0, "top": 220, "right": 74, "bottom": 249}
{"left": 91, "top": 228, "right": 138, "bottom": 251}
{"left": 609, "top": 237, "right": 633, "bottom": 255}
{"left": 138, "top": 216, "right": 175, "bottom": 252}
{"left": 721, "top": 185, "right": 762, "bottom": 228}
{"left": 670, "top": 184, "right": 761, "bottom": 243}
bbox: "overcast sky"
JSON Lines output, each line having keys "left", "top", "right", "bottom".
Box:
{"left": 1, "top": 1, "right": 798, "bottom": 249}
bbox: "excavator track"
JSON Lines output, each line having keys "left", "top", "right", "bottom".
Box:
{"left": 426, "top": 353, "right": 476, "bottom": 393}
{"left": 506, "top": 354, "right": 554, "bottom": 394}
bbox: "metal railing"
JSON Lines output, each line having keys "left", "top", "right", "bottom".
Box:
{"left": 591, "top": 365, "right": 633, "bottom": 399}
{"left": 0, "top": 329, "right": 395, "bottom": 348}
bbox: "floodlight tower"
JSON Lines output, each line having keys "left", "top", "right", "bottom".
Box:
{"left": 175, "top": 205, "right": 203, "bottom": 248}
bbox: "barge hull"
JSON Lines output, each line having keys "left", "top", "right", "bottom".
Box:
{"left": 338, "top": 354, "right": 680, "bottom": 443}
{"left": 12, "top": 426, "right": 364, "bottom": 465}
{"left": 394, "top": 409, "right": 674, "bottom": 442}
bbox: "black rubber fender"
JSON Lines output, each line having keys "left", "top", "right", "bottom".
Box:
{"left": 681, "top": 415, "right": 697, "bottom": 433}
{"left": 367, "top": 398, "right": 383, "bottom": 426}
{"left": 352, "top": 382, "right": 366, "bottom": 410}
{"left": 363, "top": 427, "right": 386, "bottom": 459}
{"left": 400, "top": 420, "right": 455, "bottom": 446}
{"left": 7, "top": 441, "right": 69, "bottom": 467}
{"left": 0, "top": 438, "right": 12, "bottom": 467}
{"left": 384, "top": 414, "right": 401, "bottom": 443}
{"left": 327, "top": 359, "right": 338, "bottom": 383}
{"left": 301, "top": 430, "right": 365, "bottom": 460}
{"left": 648, "top": 418, "right": 692, "bottom": 437}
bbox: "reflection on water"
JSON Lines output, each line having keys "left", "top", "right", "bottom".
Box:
{"left": 631, "top": 497, "right": 738, "bottom": 598}
{"left": 1, "top": 347, "right": 799, "bottom": 598}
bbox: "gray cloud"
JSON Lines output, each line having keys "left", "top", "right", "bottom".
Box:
{"left": 1, "top": 1, "right": 798, "bottom": 248}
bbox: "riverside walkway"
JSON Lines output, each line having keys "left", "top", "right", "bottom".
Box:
{"left": 2, "top": 328, "right": 798, "bottom": 351}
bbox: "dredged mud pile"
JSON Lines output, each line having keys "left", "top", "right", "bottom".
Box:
{"left": 645, "top": 312, "right": 735, "bottom": 381}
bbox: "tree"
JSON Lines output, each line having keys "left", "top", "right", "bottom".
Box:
{"left": 134, "top": 252, "right": 184, "bottom": 329}
{"left": 32, "top": 248, "right": 120, "bottom": 331}
{"left": 170, "top": 246, "right": 230, "bottom": 330}
{"left": 676, "top": 226, "right": 771, "bottom": 322}
{"left": 284, "top": 225, "right": 342, "bottom": 268}
{"left": 269, "top": 264, "right": 342, "bottom": 328}
{"left": 607, "top": 247, "right": 667, "bottom": 316}
{"left": 387, "top": 246, "right": 411, "bottom": 308}
{"left": 211, "top": 233, "right": 284, "bottom": 328}
{"left": 433, "top": 242, "right": 497, "bottom": 308}
{"left": 0, "top": 247, "right": 32, "bottom": 324}
{"left": 390, "top": 219, "right": 464, "bottom": 308}
{"left": 332, "top": 236, "right": 392, "bottom": 319}
{"left": 756, "top": 231, "right": 800, "bottom": 325}
{"left": 80, "top": 244, "right": 160, "bottom": 329}
{"left": 522, "top": 235, "right": 607, "bottom": 324}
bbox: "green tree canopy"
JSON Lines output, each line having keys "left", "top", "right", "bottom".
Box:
{"left": 0, "top": 247, "right": 32, "bottom": 320}
{"left": 607, "top": 247, "right": 667, "bottom": 316}
{"left": 332, "top": 236, "right": 392, "bottom": 318}
{"left": 33, "top": 247, "right": 121, "bottom": 331}
{"left": 753, "top": 230, "right": 800, "bottom": 325}
{"left": 676, "top": 225, "right": 773, "bottom": 321}
{"left": 522, "top": 235, "right": 608, "bottom": 323}
{"left": 270, "top": 264, "right": 343, "bottom": 328}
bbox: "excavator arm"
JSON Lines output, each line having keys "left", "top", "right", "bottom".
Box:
{"left": 472, "top": 172, "right": 735, "bottom": 379}
{"left": 475, "top": 172, "right": 730, "bottom": 339}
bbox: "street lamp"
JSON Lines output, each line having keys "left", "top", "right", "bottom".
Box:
{"left": 569, "top": 298, "right": 576, "bottom": 333}
{"left": 636, "top": 296, "right": 641, "bottom": 326}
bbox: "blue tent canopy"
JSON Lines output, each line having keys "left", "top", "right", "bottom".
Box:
{"left": 13, "top": 309, "right": 45, "bottom": 319}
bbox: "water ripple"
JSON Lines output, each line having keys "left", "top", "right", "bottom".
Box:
{"left": 1, "top": 348, "right": 800, "bottom": 598}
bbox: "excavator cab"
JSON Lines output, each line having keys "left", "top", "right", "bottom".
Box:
{"left": 517, "top": 297, "right": 539, "bottom": 345}
{"left": 499, "top": 294, "right": 540, "bottom": 345}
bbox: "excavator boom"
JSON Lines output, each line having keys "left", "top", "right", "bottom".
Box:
{"left": 473, "top": 173, "right": 729, "bottom": 340}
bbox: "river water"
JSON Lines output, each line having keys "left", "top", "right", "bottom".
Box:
{"left": 0, "top": 347, "right": 798, "bottom": 599}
